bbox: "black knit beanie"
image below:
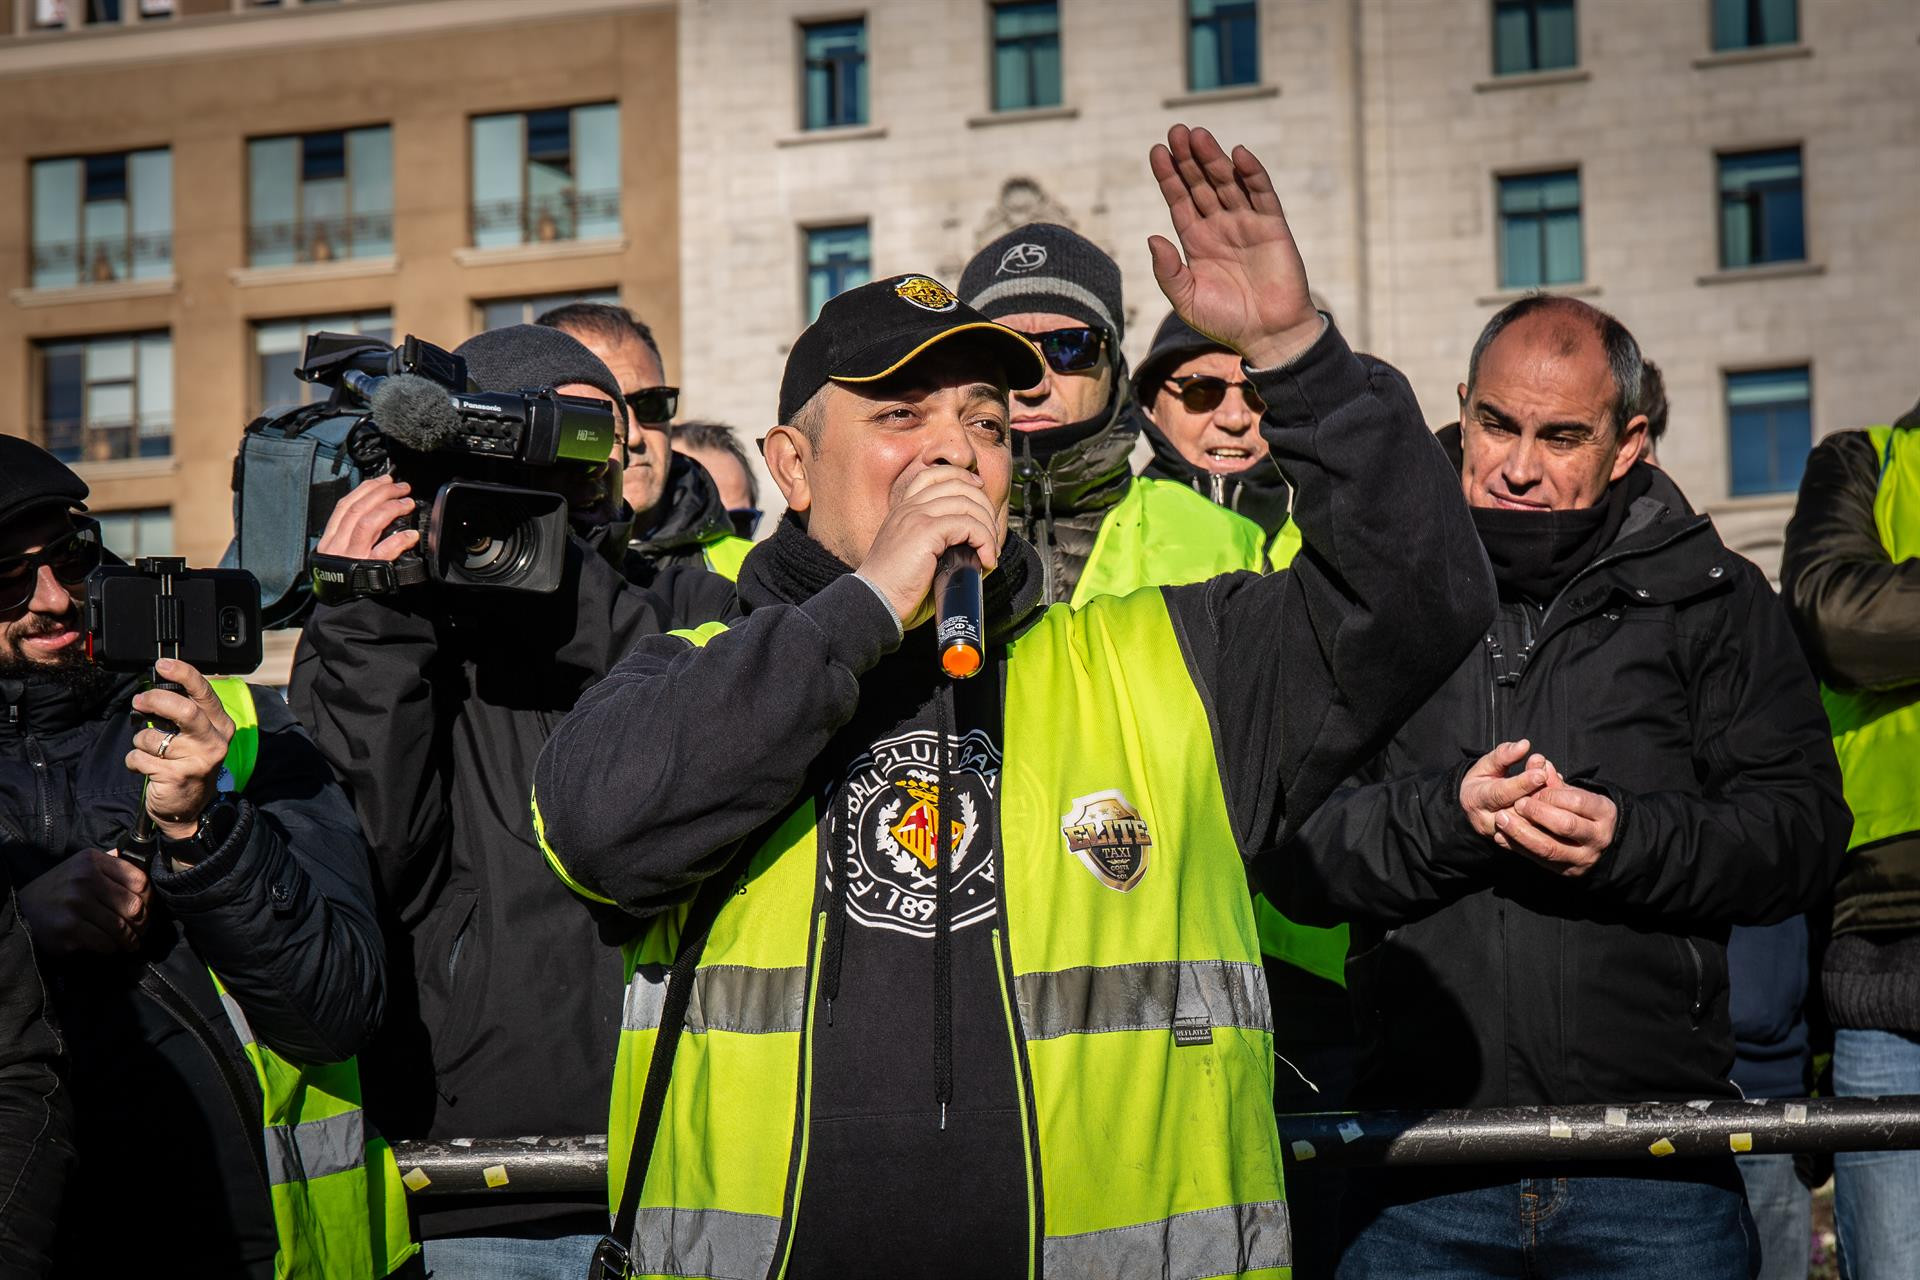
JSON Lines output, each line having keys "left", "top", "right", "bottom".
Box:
{"left": 452, "top": 324, "right": 625, "bottom": 415}
{"left": 958, "top": 223, "right": 1125, "bottom": 344}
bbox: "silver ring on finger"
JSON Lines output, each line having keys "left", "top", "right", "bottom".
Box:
{"left": 156, "top": 731, "right": 177, "bottom": 759}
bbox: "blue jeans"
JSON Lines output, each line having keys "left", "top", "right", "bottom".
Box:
{"left": 422, "top": 1231, "right": 602, "bottom": 1280}
{"left": 1834, "top": 1028, "right": 1920, "bottom": 1280}
{"left": 1737, "top": 1153, "right": 1810, "bottom": 1280}
{"left": 1338, "top": 1166, "right": 1758, "bottom": 1279}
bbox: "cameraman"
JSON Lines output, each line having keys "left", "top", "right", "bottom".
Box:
{"left": 0, "top": 438, "right": 405, "bottom": 1277}
{"left": 287, "top": 325, "right": 734, "bottom": 1275}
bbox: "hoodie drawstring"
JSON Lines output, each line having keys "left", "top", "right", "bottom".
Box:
{"left": 933, "top": 691, "right": 956, "bottom": 1131}
{"left": 820, "top": 781, "right": 849, "bottom": 1024}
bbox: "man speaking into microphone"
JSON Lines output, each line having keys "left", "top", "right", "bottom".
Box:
{"left": 531, "top": 126, "right": 1494, "bottom": 1280}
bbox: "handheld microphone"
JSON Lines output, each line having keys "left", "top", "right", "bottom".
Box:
{"left": 934, "top": 546, "right": 985, "bottom": 680}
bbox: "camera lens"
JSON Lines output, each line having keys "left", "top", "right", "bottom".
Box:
{"left": 454, "top": 517, "right": 533, "bottom": 583}
{"left": 218, "top": 606, "right": 246, "bottom": 645}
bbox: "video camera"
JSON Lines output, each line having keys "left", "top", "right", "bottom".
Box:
{"left": 224, "top": 332, "right": 619, "bottom": 625}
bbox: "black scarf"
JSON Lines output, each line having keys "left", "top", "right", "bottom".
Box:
{"left": 740, "top": 512, "right": 1042, "bottom": 641}
{"left": 1469, "top": 465, "right": 1652, "bottom": 604}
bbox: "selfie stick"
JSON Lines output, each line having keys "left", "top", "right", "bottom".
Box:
{"left": 120, "top": 557, "right": 189, "bottom": 870}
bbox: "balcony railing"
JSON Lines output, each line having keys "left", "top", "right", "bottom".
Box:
{"left": 469, "top": 188, "right": 621, "bottom": 247}
{"left": 246, "top": 209, "right": 395, "bottom": 267}
{"left": 30, "top": 233, "right": 173, "bottom": 289}
{"left": 42, "top": 418, "right": 173, "bottom": 465}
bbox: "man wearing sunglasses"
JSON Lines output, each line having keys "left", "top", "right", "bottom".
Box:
{"left": 0, "top": 436, "right": 398, "bottom": 1277}
{"left": 957, "top": 222, "right": 1271, "bottom": 608}
{"left": 537, "top": 303, "right": 756, "bottom": 584}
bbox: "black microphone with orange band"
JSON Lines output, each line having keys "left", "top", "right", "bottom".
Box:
{"left": 934, "top": 545, "right": 985, "bottom": 680}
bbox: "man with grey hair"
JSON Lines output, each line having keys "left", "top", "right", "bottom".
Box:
{"left": 1273, "top": 293, "right": 1849, "bottom": 1278}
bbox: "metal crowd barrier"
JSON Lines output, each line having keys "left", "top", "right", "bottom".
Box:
{"left": 389, "top": 1095, "right": 1920, "bottom": 1196}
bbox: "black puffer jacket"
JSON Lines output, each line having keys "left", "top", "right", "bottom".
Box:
{"left": 1138, "top": 417, "right": 1292, "bottom": 539}
{"left": 287, "top": 535, "right": 735, "bottom": 1240}
{"left": 1010, "top": 370, "right": 1139, "bottom": 605}
{"left": 1275, "top": 458, "right": 1850, "bottom": 1110}
{"left": 0, "top": 673, "right": 383, "bottom": 1277}
{"left": 626, "top": 452, "right": 736, "bottom": 588}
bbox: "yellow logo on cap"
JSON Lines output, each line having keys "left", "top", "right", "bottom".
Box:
{"left": 895, "top": 276, "right": 959, "bottom": 313}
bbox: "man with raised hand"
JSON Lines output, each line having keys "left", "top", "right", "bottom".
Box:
{"left": 533, "top": 127, "right": 1491, "bottom": 1280}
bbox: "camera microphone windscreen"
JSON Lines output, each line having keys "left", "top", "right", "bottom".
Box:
{"left": 371, "top": 374, "right": 461, "bottom": 453}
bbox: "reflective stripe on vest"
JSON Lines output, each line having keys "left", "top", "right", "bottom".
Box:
{"left": 590, "top": 589, "right": 1292, "bottom": 1279}
{"left": 209, "top": 681, "right": 419, "bottom": 1279}
{"left": 1822, "top": 425, "right": 1920, "bottom": 850}
{"left": 701, "top": 534, "right": 755, "bottom": 581}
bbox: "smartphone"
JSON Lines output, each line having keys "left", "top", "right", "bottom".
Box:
{"left": 85, "top": 561, "right": 264, "bottom": 675}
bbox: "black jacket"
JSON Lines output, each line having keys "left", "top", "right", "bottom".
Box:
{"left": 287, "top": 536, "right": 735, "bottom": 1240}
{"left": 0, "top": 672, "right": 383, "bottom": 1277}
{"left": 1139, "top": 416, "right": 1293, "bottom": 539}
{"left": 0, "top": 880, "right": 70, "bottom": 1278}
{"left": 1276, "top": 459, "right": 1850, "bottom": 1111}
{"left": 626, "top": 453, "right": 736, "bottom": 588}
{"left": 533, "top": 323, "right": 1494, "bottom": 1276}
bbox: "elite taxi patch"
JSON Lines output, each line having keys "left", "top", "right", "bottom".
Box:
{"left": 1061, "top": 790, "right": 1153, "bottom": 892}
{"left": 894, "top": 275, "right": 959, "bottom": 312}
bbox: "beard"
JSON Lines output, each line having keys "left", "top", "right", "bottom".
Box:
{"left": 0, "top": 610, "right": 118, "bottom": 702}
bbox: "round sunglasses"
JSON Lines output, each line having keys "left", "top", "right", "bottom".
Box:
{"left": 0, "top": 519, "right": 103, "bottom": 615}
{"left": 1163, "top": 374, "right": 1266, "bottom": 415}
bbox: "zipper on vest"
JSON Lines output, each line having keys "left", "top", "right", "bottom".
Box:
{"left": 991, "top": 926, "right": 1041, "bottom": 1280}
{"left": 769, "top": 913, "right": 829, "bottom": 1280}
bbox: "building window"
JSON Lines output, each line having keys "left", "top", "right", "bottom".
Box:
{"left": 802, "top": 18, "right": 868, "bottom": 129}
{"left": 254, "top": 312, "right": 392, "bottom": 413}
{"left": 1713, "top": 0, "right": 1796, "bottom": 50}
{"left": 1719, "top": 147, "right": 1804, "bottom": 269}
{"left": 30, "top": 149, "right": 171, "bottom": 288}
{"left": 992, "top": 2, "right": 1061, "bottom": 111}
{"left": 479, "top": 290, "right": 620, "bottom": 332}
{"left": 248, "top": 127, "right": 393, "bottom": 267}
{"left": 1493, "top": 0, "right": 1576, "bottom": 75}
{"left": 1187, "top": 0, "right": 1258, "bottom": 92}
{"left": 1497, "top": 170, "right": 1582, "bottom": 288}
{"left": 1727, "top": 366, "right": 1811, "bottom": 496}
{"left": 805, "top": 224, "right": 871, "bottom": 323}
{"left": 96, "top": 508, "right": 174, "bottom": 561}
{"left": 35, "top": 333, "right": 172, "bottom": 463}
{"left": 470, "top": 103, "right": 621, "bottom": 250}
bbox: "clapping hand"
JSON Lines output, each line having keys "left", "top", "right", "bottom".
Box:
{"left": 1461, "top": 741, "right": 1618, "bottom": 877}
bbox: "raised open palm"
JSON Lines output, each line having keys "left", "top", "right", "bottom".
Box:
{"left": 1148, "top": 124, "right": 1322, "bottom": 369}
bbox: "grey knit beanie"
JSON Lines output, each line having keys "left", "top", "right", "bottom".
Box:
{"left": 958, "top": 223, "right": 1125, "bottom": 344}
{"left": 452, "top": 324, "right": 625, "bottom": 415}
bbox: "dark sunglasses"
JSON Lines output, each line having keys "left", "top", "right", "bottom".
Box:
{"left": 0, "top": 519, "right": 102, "bottom": 615}
{"left": 1164, "top": 374, "right": 1266, "bottom": 415}
{"left": 1030, "top": 327, "right": 1107, "bottom": 375}
{"left": 623, "top": 386, "right": 680, "bottom": 425}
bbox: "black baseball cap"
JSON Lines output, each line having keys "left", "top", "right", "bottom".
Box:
{"left": 0, "top": 436, "right": 89, "bottom": 532}
{"left": 778, "top": 274, "right": 1046, "bottom": 425}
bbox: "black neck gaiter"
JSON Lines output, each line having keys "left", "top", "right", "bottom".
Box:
{"left": 1470, "top": 467, "right": 1648, "bottom": 604}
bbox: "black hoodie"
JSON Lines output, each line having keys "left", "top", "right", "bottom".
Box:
{"left": 534, "top": 323, "right": 1496, "bottom": 1276}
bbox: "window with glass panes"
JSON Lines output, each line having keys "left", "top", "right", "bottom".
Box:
{"left": 254, "top": 312, "right": 392, "bottom": 413}
{"left": 35, "top": 333, "right": 173, "bottom": 463}
{"left": 1187, "top": 0, "right": 1258, "bottom": 91}
{"left": 1498, "top": 170, "right": 1582, "bottom": 288}
{"left": 1493, "top": 0, "right": 1576, "bottom": 74}
{"left": 805, "top": 224, "right": 871, "bottom": 323}
{"left": 1719, "top": 148, "right": 1804, "bottom": 269}
{"left": 479, "top": 290, "right": 620, "bottom": 332}
{"left": 1713, "top": 0, "right": 1796, "bottom": 50}
{"left": 992, "top": 2, "right": 1061, "bottom": 111}
{"left": 1727, "top": 367, "right": 1811, "bottom": 496}
{"left": 248, "top": 127, "right": 392, "bottom": 267}
{"left": 96, "top": 508, "right": 174, "bottom": 561}
{"left": 470, "top": 104, "right": 620, "bottom": 250}
{"left": 30, "top": 150, "right": 172, "bottom": 288}
{"left": 802, "top": 19, "right": 869, "bottom": 129}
